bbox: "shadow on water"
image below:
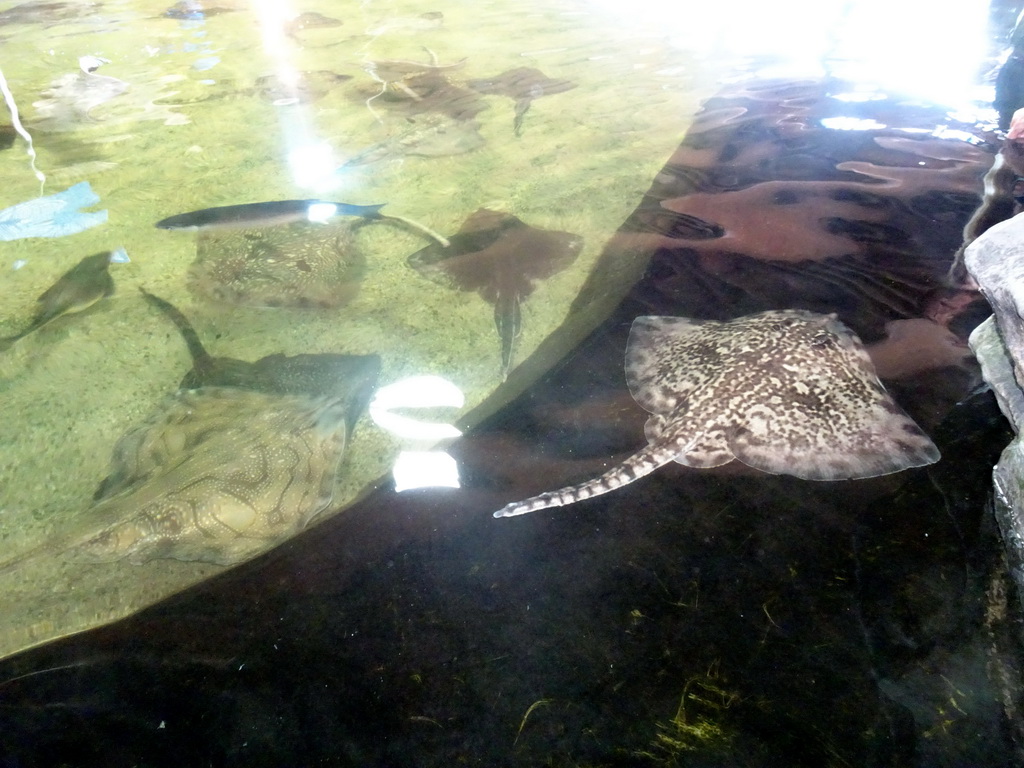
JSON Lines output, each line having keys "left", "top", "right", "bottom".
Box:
{"left": 2, "top": 77, "right": 1024, "bottom": 767}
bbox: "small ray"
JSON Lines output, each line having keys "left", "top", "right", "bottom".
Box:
{"left": 467, "top": 67, "right": 576, "bottom": 136}
{"left": 0, "top": 1, "right": 99, "bottom": 27}
{"left": 342, "top": 115, "right": 485, "bottom": 166}
{"left": 359, "top": 47, "right": 480, "bottom": 122}
{"left": 254, "top": 70, "right": 351, "bottom": 105}
{"left": 363, "top": 47, "right": 467, "bottom": 100}
{"left": 408, "top": 209, "right": 583, "bottom": 379}
{"left": 494, "top": 309, "right": 939, "bottom": 517}
{"left": 30, "top": 69, "right": 129, "bottom": 132}
{"left": 0, "top": 250, "right": 116, "bottom": 351}
{"left": 284, "top": 11, "right": 342, "bottom": 39}
{"left": 162, "top": 1, "right": 237, "bottom": 20}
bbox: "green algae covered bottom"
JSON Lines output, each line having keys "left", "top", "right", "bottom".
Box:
{"left": 0, "top": 0, "right": 716, "bottom": 660}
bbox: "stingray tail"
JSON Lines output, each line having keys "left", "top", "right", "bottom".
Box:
{"left": 373, "top": 213, "right": 450, "bottom": 247}
{"left": 138, "top": 288, "right": 213, "bottom": 370}
{"left": 495, "top": 292, "right": 521, "bottom": 381}
{"left": 340, "top": 202, "right": 387, "bottom": 218}
{"left": 492, "top": 437, "right": 685, "bottom": 518}
{"left": 0, "top": 538, "right": 57, "bottom": 577}
{"left": 0, "top": 334, "right": 19, "bottom": 353}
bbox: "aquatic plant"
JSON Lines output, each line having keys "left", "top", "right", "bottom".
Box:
{"left": 635, "top": 670, "right": 741, "bottom": 765}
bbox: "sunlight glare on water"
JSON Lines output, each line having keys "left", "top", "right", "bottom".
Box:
{"left": 583, "top": 0, "right": 991, "bottom": 110}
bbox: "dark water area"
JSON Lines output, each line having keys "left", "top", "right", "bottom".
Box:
{"left": 2, "top": 70, "right": 1024, "bottom": 768}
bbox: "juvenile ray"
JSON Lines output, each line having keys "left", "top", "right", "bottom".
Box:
{"left": 0, "top": 1, "right": 97, "bottom": 27}
{"left": 408, "top": 208, "right": 583, "bottom": 379}
{"left": 359, "top": 47, "right": 482, "bottom": 123}
{"left": 254, "top": 70, "right": 352, "bottom": 105}
{"left": 285, "top": 11, "right": 342, "bottom": 39}
{"left": 363, "top": 47, "right": 467, "bottom": 102}
{"left": 342, "top": 115, "right": 485, "bottom": 166}
{"left": 467, "top": 67, "right": 576, "bottom": 136}
{"left": 162, "top": 1, "right": 237, "bottom": 20}
{"left": 494, "top": 309, "right": 939, "bottom": 517}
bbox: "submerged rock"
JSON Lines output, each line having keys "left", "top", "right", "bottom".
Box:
{"left": 965, "top": 213, "right": 1024, "bottom": 608}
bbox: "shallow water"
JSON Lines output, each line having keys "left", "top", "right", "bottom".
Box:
{"left": 0, "top": 0, "right": 711, "bottom": 659}
{"left": 0, "top": 0, "right": 1022, "bottom": 766}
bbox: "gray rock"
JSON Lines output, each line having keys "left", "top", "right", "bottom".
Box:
{"left": 966, "top": 214, "right": 1024, "bottom": 605}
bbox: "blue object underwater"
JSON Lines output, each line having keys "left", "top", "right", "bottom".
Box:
{"left": 0, "top": 182, "right": 108, "bottom": 242}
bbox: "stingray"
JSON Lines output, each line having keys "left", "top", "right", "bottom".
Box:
{"left": 30, "top": 69, "right": 129, "bottom": 132}
{"left": 361, "top": 47, "right": 474, "bottom": 122}
{"left": 408, "top": 208, "right": 584, "bottom": 379}
{"left": 285, "top": 11, "right": 342, "bottom": 39}
{"left": 137, "top": 287, "right": 381, "bottom": 398}
{"left": 0, "top": 386, "right": 370, "bottom": 570}
{"left": 0, "top": 300, "right": 380, "bottom": 569}
{"left": 467, "top": 67, "right": 576, "bottom": 136}
{"left": 363, "top": 47, "right": 467, "bottom": 102}
{"left": 187, "top": 219, "right": 366, "bottom": 308}
{"left": 342, "top": 115, "right": 485, "bottom": 166}
{"left": 92, "top": 287, "right": 379, "bottom": 504}
{"left": 254, "top": 70, "right": 352, "bottom": 106}
{"left": 494, "top": 309, "right": 940, "bottom": 517}
{"left": 0, "top": 250, "right": 119, "bottom": 352}
{"left": 162, "top": 1, "right": 237, "bottom": 20}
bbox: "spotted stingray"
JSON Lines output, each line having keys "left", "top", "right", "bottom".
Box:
{"left": 73, "top": 387, "right": 358, "bottom": 565}
{"left": 0, "top": 385, "right": 367, "bottom": 572}
{"left": 187, "top": 220, "right": 365, "bottom": 308}
{"left": 494, "top": 309, "right": 939, "bottom": 518}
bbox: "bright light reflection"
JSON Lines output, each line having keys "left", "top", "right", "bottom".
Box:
{"left": 252, "top": 0, "right": 346, "bottom": 193}
{"left": 305, "top": 202, "right": 338, "bottom": 223}
{"left": 370, "top": 376, "right": 465, "bottom": 493}
{"left": 832, "top": 91, "right": 887, "bottom": 103}
{"left": 582, "top": 0, "right": 989, "bottom": 112}
{"left": 370, "top": 376, "right": 465, "bottom": 442}
{"left": 393, "top": 451, "right": 461, "bottom": 492}
{"left": 820, "top": 117, "right": 887, "bottom": 131}
{"left": 287, "top": 143, "right": 336, "bottom": 189}
{"left": 931, "top": 127, "right": 977, "bottom": 143}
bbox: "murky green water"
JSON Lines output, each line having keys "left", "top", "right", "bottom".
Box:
{"left": 0, "top": 0, "right": 716, "bottom": 660}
